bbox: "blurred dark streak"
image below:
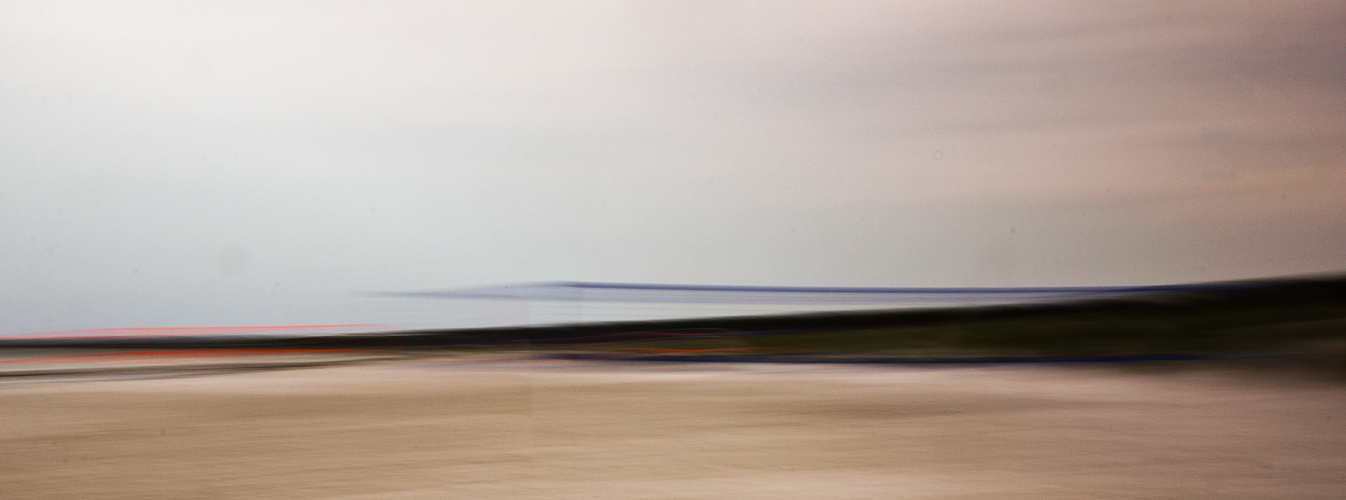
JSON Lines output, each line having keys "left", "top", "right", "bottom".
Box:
{"left": 3, "top": 274, "right": 1344, "bottom": 372}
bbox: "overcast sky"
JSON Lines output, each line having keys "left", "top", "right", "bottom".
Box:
{"left": 2, "top": 0, "right": 1344, "bottom": 333}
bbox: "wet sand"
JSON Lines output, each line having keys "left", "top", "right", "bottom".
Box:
{"left": 2, "top": 360, "right": 1343, "bottom": 499}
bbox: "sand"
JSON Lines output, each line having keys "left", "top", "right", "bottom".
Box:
{"left": 1, "top": 359, "right": 1343, "bottom": 499}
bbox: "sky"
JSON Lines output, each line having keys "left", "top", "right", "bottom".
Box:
{"left": 2, "top": 0, "right": 1344, "bottom": 333}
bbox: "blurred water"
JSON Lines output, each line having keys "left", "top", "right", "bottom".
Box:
{"left": 371, "top": 281, "right": 1226, "bottom": 328}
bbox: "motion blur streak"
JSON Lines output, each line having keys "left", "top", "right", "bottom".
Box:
{"left": 0, "top": 275, "right": 1343, "bottom": 498}
{"left": 1, "top": 362, "right": 1343, "bottom": 499}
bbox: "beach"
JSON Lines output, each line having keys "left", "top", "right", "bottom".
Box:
{"left": 2, "top": 359, "right": 1343, "bottom": 499}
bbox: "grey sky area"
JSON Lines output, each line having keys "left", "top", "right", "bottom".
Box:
{"left": 2, "top": 1, "right": 1344, "bottom": 333}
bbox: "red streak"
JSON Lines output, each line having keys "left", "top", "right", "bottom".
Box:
{"left": 0, "top": 349, "right": 372, "bottom": 364}
{"left": 6, "top": 324, "right": 395, "bottom": 339}
{"left": 623, "top": 347, "right": 755, "bottom": 353}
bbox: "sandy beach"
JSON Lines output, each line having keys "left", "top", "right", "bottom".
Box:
{"left": 2, "top": 359, "right": 1343, "bottom": 499}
